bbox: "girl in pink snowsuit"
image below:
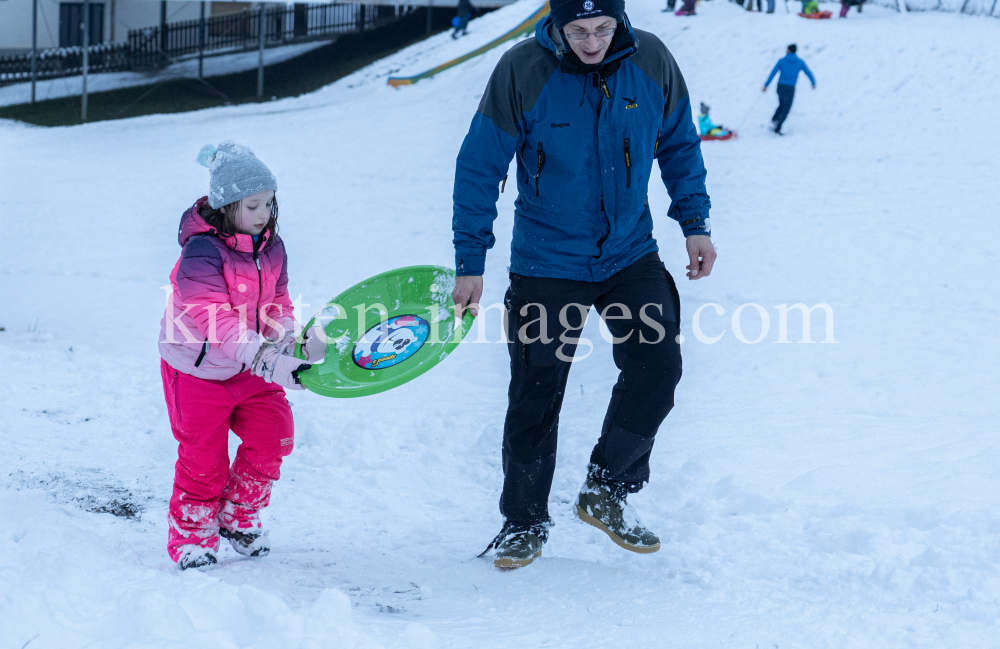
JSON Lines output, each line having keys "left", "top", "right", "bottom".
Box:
{"left": 159, "top": 142, "right": 324, "bottom": 570}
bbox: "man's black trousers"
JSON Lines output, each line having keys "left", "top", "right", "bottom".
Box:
{"left": 500, "top": 252, "right": 683, "bottom": 527}
{"left": 772, "top": 84, "right": 796, "bottom": 130}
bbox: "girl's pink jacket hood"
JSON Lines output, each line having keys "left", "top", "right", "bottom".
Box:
{"left": 159, "top": 197, "right": 296, "bottom": 381}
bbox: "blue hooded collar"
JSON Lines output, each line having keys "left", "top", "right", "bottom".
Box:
{"left": 534, "top": 13, "right": 639, "bottom": 74}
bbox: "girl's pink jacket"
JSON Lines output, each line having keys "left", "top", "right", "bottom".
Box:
{"left": 159, "top": 197, "right": 295, "bottom": 381}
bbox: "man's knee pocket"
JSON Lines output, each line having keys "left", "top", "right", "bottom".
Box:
{"left": 624, "top": 327, "right": 683, "bottom": 384}
{"left": 507, "top": 301, "right": 591, "bottom": 369}
{"left": 506, "top": 305, "right": 566, "bottom": 369}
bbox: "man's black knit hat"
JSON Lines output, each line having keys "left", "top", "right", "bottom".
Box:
{"left": 549, "top": 0, "right": 625, "bottom": 30}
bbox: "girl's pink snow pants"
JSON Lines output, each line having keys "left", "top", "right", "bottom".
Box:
{"left": 161, "top": 359, "right": 294, "bottom": 561}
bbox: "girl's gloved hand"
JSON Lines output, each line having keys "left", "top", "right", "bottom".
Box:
{"left": 272, "top": 330, "right": 298, "bottom": 357}
{"left": 251, "top": 341, "right": 311, "bottom": 390}
{"left": 300, "top": 323, "right": 328, "bottom": 363}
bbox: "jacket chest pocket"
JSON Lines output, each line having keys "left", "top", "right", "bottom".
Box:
{"left": 225, "top": 253, "right": 270, "bottom": 294}
{"left": 623, "top": 137, "right": 632, "bottom": 189}
{"left": 223, "top": 257, "right": 270, "bottom": 331}
{"left": 231, "top": 277, "right": 261, "bottom": 303}
{"left": 521, "top": 140, "right": 547, "bottom": 198}
{"left": 612, "top": 119, "right": 658, "bottom": 214}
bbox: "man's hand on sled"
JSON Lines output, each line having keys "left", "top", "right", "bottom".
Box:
{"left": 452, "top": 275, "right": 483, "bottom": 318}
{"left": 685, "top": 235, "right": 717, "bottom": 280}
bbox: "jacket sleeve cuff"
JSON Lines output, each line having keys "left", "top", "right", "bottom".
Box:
{"left": 234, "top": 332, "right": 268, "bottom": 367}
{"left": 679, "top": 215, "right": 712, "bottom": 237}
{"left": 455, "top": 250, "right": 486, "bottom": 276}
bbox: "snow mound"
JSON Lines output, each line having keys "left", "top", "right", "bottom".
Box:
{"left": 0, "top": 490, "right": 374, "bottom": 648}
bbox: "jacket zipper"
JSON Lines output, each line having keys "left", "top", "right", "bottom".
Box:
{"left": 172, "top": 371, "right": 182, "bottom": 422}
{"left": 194, "top": 340, "right": 208, "bottom": 367}
{"left": 593, "top": 225, "right": 610, "bottom": 259}
{"left": 254, "top": 253, "right": 262, "bottom": 334}
{"left": 594, "top": 197, "right": 609, "bottom": 259}
{"left": 654, "top": 134, "right": 660, "bottom": 156}
{"left": 244, "top": 235, "right": 265, "bottom": 376}
{"left": 534, "top": 141, "right": 546, "bottom": 197}
{"left": 521, "top": 141, "right": 529, "bottom": 183}
{"left": 624, "top": 137, "right": 631, "bottom": 188}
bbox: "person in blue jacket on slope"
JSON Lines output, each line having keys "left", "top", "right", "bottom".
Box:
{"left": 450, "top": 0, "right": 715, "bottom": 570}
{"left": 452, "top": 0, "right": 472, "bottom": 38}
{"left": 762, "top": 44, "right": 816, "bottom": 134}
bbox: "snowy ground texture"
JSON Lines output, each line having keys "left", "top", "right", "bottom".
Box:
{"left": 874, "top": 0, "right": 999, "bottom": 14}
{"left": 2, "top": 1, "right": 1000, "bottom": 647}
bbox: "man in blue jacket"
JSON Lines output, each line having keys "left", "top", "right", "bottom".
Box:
{"left": 451, "top": 0, "right": 716, "bottom": 569}
{"left": 763, "top": 43, "right": 816, "bottom": 135}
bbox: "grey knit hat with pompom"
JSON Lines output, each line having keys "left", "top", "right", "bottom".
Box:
{"left": 196, "top": 141, "right": 277, "bottom": 209}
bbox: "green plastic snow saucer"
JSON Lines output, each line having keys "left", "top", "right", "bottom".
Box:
{"left": 294, "top": 265, "right": 474, "bottom": 398}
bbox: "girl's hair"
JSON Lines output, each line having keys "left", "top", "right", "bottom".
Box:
{"left": 199, "top": 195, "right": 279, "bottom": 246}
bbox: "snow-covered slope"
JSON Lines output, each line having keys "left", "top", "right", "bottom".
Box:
{"left": 387, "top": 0, "right": 547, "bottom": 80}
{"left": 2, "top": 2, "right": 999, "bottom": 647}
{"left": 869, "top": 0, "right": 999, "bottom": 14}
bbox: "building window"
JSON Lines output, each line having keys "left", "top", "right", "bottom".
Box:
{"left": 59, "top": 3, "right": 105, "bottom": 48}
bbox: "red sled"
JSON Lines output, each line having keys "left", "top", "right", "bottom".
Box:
{"left": 700, "top": 131, "right": 737, "bottom": 141}
{"left": 798, "top": 10, "right": 832, "bottom": 18}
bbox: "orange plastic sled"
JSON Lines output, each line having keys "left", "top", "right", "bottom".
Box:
{"left": 798, "top": 10, "right": 833, "bottom": 18}
{"left": 700, "top": 131, "right": 738, "bottom": 141}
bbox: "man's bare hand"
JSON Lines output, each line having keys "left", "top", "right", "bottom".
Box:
{"left": 452, "top": 275, "right": 484, "bottom": 318}
{"left": 685, "top": 235, "right": 717, "bottom": 280}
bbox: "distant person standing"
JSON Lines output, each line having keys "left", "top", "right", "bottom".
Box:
{"left": 453, "top": 0, "right": 473, "bottom": 38}
{"left": 676, "top": 0, "right": 697, "bottom": 15}
{"left": 839, "top": 0, "right": 865, "bottom": 17}
{"left": 762, "top": 44, "right": 816, "bottom": 135}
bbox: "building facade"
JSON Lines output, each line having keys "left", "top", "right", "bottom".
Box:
{"left": 0, "top": 0, "right": 519, "bottom": 55}
{"left": 0, "top": 1, "right": 244, "bottom": 54}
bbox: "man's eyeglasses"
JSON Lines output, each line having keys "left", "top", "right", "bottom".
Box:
{"left": 563, "top": 26, "right": 616, "bottom": 42}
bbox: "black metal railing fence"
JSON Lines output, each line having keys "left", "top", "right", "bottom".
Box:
{"left": 128, "top": 3, "right": 396, "bottom": 69}
{"left": 0, "top": 42, "right": 132, "bottom": 85}
{"left": 0, "top": 3, "right": 407, "bottom": 87}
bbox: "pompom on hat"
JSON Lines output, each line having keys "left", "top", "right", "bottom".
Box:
{"left": 196, "top": 141, "right": 277, "bottom": 209}
{"left": 549, "top": 0, "right": 625, "bottom": 30}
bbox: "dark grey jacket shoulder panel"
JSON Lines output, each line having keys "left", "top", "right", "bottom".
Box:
{"left": 476, "top": 37, "right": 561, "bottom": 138}
{"left": 630, "top": 29, "right": 689, "bottom": 118}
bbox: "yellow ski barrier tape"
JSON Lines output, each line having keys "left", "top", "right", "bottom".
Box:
{"left": 387, "top": 3, "right": 550, "bottom": 87}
